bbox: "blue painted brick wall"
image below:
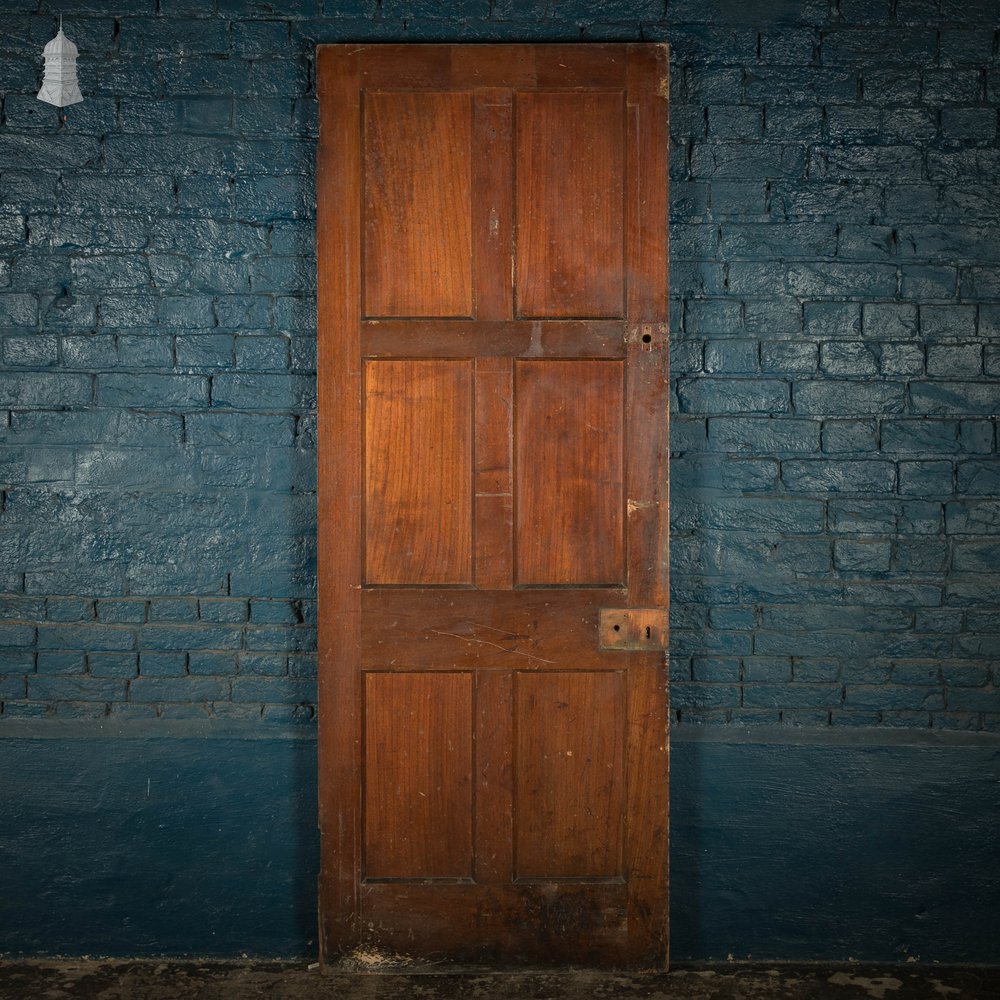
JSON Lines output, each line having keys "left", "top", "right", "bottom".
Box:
{"left": 0, "top": 0, "right": 998, "bottom": 733}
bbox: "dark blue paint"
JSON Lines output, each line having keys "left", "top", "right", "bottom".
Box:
{"left": 0, "top": 731, "right": 319, "bottom": 957}
{"left": 1, "top": 728, "right": 997, "bottom": 963}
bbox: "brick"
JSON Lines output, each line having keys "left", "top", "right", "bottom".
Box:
{"left": 820, "top": 342, "right": 878, "bottom": 377}
{"left": 820, "top": 145, "right": 923, "bottom": 180}
{"left": 742, "top": 658, "right": 792, "bottom": 683}
{"left": 878, "top": 343, "right": 925, "bottom": 376}
{"left": 782, "top": 459, "right": 896, "bottom": 493}
{"left": 822, "top": 420, "right": 878, "bottom": 453}
{"left": 238, "top": 652, "right": 287, "bottom": 676}
{"left": 882, "top": 419, "right": 960, "bottom": 455}
{"left": 35, "top": 652, "right": 85, "bottom": 674}
{"left": 188, "top": 651, "right": 239, "bottom": 675}
{"left": 0, "top": 373, "right": 92, "bottom": 408}
{"left": 98, "top": 374, "right": 208, "bottom": 408}
{"left": 231, "top": 677, "right": 316, "bottom": 703}
{"left": 199, "top": 600, "right": 248, "bottom": 624}
{"left": 835, "top": 539, "right": 891, "bottom": 573}
{"left": 670, "top": 684, "right": 740, "bottom": 710}
{"left": 958, "top": 459, "right": 1000, "bottom": 497}
{"left": 185, "top": 413, "right": 295, "bottom": 447}
{"left": 900, "top": 265, "right": 958, "bottom": 300}
{"left": 139, "top": 652, "right": 187, "bottom": 676}
{"left": 846, "top": 685, "right": 944, "bottom": 711}
{"left": 117, "top": 335, "right": 174, "bottom": 369}
{"left": 926, "top": 344, "right": 982, "bottom": 378}
{"left": 764, "top": 106, "right": 825, "bottom": 141}
{"left": 788, "top": 262, "right": 897, "bottom": 297}
{"left": 685, "top": 496, "right": 822, "bottom": 535}
{"left": 708, "top": 608, "right": 756, "bottom": 631}
{"left": 235, "top": 336, "right": 290, "bottom": 371}
{"left": 744, "top": 684, "right": 842, "bottom": 709}
{"left": 129, "top": 676, "right": 231, "bottom": 702}
{"left": 704, "top": 339, "right": 758, "bottom": 374}
{"left": 28, "top": 676, "right": 126, "bottom": 701}
{"left": 678, "top": 377, "right": 789, "bottom": 414}
{"left": 863, "top": 303, "right": 918, "bottom": 340}
{"left": 707, "top": 105, "right": 763, "bottom": 140}
{"left": 793, "top": 380, "right": 904, "bottom": 416}
{"left": 919, "top": 305, "right": 977, "bottom": 341}
{"left": 910, "top": 382, "right": 1000, "bottom": 416}
{"left": 46, "top": 598, "right": 95, "bottom": 623}
{"left": 898, "top": 460, "right": 955, "bottom": 496}
{"left": 37, "top": 625, "right": 133, "bottom": 651}
{"left": 947, "top": 688, "right": 1000, "bottom": 713}
{"left": 760, "top": 342, "right": 818, "bottom": 375}
{"left": 140, "top": 625, "right": 242, "bottom": 651}
{"left": 211, "top": 373, "right": 314, "bottom": 410}
{"left": 894, "top": 536, "right": 948, "bottom": 572}
{"left": 709, "top": 181, "right": 765, "bottom": 217}
{"left": 960, "top": 421, "right": 995, "bottom": 454}
{"left": 88, "top": 652, "right": 139, "bottom": 677}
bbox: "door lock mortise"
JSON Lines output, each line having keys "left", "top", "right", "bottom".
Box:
{"left": 599, "top": 608, "right": 668, "bottom": 651}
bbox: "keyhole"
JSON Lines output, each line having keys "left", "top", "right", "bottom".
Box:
{"left": 645, "top": 625, "right": 651, "bottom": 639}
{"left": 642, "top": 333, "right": 652, "bottom": 344}
{"left": 613, "top": 624, "right": 621, "bottom": 632}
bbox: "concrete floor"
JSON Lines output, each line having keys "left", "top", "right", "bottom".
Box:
{"left": 1, "top": 962, "right": 998, "bottom": 1000}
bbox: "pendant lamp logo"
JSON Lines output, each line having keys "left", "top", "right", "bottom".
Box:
{"left": 37, "top": 16, "right": 83, "bottom": 108}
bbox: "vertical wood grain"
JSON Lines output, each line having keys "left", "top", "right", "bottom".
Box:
{"left": 624, "top": 45, "right": 671, "bottom": 968}
{"left": 514, "top": 671, "right": 626, "bottom": 878}
{"left": 474, "top": 89, "right": 514, "bottom": 321}
{"left": 515, "top": 91, "right": 625, "bottom": 319}
{"left": 625, "top": 661, "right": 670, "bottom": 966}
{"left": 475, "top": 669, "right": 514, "bottom": 885}
{"left": 316, "top": 46, "right": 362, "bottom": 959}
{"left": 475, "top": 357, "right": 514, "bottom": 590}
{"left": 363, "top": 91, "right": 474, "bottom": 318}
{"left": 364, "top": 672, "right": 474, "bottom": 878}
{"left": 364, "top": 360, "right": 474, "bottom": 585}
{"left": 515, "top": 360, "right": 625, "bottom": 586}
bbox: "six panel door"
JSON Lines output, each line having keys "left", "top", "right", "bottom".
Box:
{"left": 317, "top": 43, "right": 670, "bottom": 968}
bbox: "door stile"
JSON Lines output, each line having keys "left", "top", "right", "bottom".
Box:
{"left": 316, "top": 46, "right": 363, "bottom": 957}
{"left": 622, "top": 44, "right": 671, "bottom": 968}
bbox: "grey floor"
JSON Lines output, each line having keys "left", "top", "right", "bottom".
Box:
{"left": 1, "top": 961, "right": 999, "bottom": 1000}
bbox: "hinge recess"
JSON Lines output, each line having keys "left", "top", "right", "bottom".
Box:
{"left": 599, "top": 608, "right": 668, "bottom": 651}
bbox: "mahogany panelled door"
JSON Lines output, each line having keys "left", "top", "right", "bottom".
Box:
{"left": 316, "top": 43, "right": 670, "bottom": 968}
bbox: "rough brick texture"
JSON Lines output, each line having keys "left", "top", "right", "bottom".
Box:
{"left": 0, "top": 0, "right": 998, "bottom": 732}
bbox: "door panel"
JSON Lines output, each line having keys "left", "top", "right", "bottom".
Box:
{"left": 363, "top": 91, "right": 474, "bottom": 318}
{"left": 317, "top": 43, "right": 670, "bottom": 968}
{"left": 515, "top": 360, "right": 625, "bottom": 586}
{"left": 363, "top": 671, "right": 474, "bottom": 879}
{"left": 514, "top": 670, "right": 626, "bottom": 879}
{"left": 363, "top": 360, "right": 473, "bottom": 586}
{"left": 515, "top": 92, "right": 625, "bottom": 319}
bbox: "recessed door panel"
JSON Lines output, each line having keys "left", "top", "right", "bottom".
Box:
{"left": 515, "top": 91, "right": 625, "bottom": 319}
{"left": 514, "top": 670, "right": 626, "bottom": 879}
{"left": 364, "top": 359, "right": 473, "bottom": 585}
{"left": 364, "top": 671, "right": 474, "bottom": 879}
{"left": 363, "top": 91, "right": 474, "bottom": 318}
{"left": 515, "top": 360, "right": 625, "bottom": 586}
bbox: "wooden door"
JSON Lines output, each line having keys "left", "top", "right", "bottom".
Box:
{"left": 316, "top": 43, "right": 670, "bottom": 968}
